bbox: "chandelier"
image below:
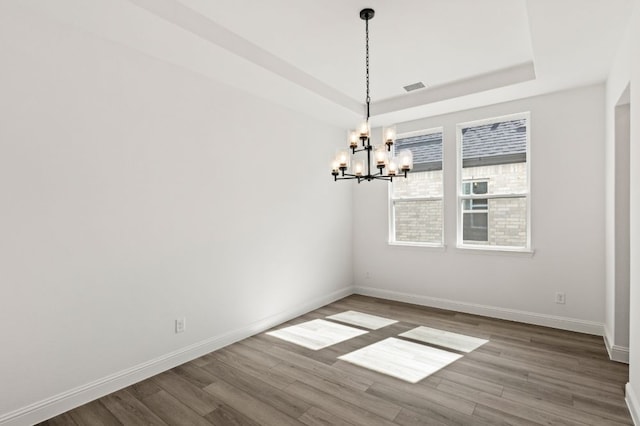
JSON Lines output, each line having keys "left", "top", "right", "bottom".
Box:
{"left": 331, "top": 8, "right": 413, "bottom": 183}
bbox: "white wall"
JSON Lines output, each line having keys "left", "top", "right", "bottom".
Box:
{"left": 626, "top": 0, "right": 640, "bottom": 421}
{"left": 605, "top": 5, "right": 633, "bottom": 363}
{"left": 354, "top": 84, "right": 606, "bottom": 332}
{"left": 604, "top": 98, "right": 631, "bottom": 363}
{"left": 0, "top": 5, "right": 352, "bottom": 424}
{"left": 607, "top": 0, "right": 640, "bottom": 421}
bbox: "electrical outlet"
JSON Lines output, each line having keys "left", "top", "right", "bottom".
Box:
{"left": 555, "top": 292, "right": 566, "bottom": 304}
{"left": 365, "top": 271, "right": 371, "bottom": 279}
{"left": 175, "top": 317, "right": 186, "bottom": 333}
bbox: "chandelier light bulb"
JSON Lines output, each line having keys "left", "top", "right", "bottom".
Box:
{"left": 359, "top": 120, "right": 370, "bottom": 138}
{"left": 331, "top": 157, "right": 340, "bottom": 173}
{"left": 399, "top": 149, "right": 413, "bottom": 171}
{"left": 348, "top": 130, "right": 359, "bottom": 149}
{"left": 337, "top": 149, "right": 350, "bottom": 168}
{"left": 374, "top": 145, "right": 388, "bottom": 166}
{"left": 384, "top": 126, "right": 396, "bottom": 147}
{"left": 353, "top": 159, "right": 365, "bottom": 176}
{"left": 387, "top": 158, "right": 398, "bottom": 176}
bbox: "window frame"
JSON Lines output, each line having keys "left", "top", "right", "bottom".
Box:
{"left": 456, "top": 112, "right": 531, "bottom": 252}
{"left": 388, "top": 127, "right": 445, "bottom": 248}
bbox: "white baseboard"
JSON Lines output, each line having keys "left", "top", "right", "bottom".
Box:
{"left": 354, "top": 286, "right": 604, "bottom": 336}
{"left": 627, "top": 383, "right": 640, "bottom": 425}
{"left": 0, "top": 286, "right": 353, "bottom": 426}
{"left": 603, "top": 331, "right": 630, "bottom": 364}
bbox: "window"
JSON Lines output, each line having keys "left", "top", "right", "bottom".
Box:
{"left": 462, "top": 180, "right": 489, "bottom": 242}
{"left": 457, "top": 113, "right": 530, "bottom": 249}
{"left": 389, "top": 129, "right": 443, "bottom": 245}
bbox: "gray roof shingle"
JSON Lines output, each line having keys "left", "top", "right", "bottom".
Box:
{"left": 395, "top": 118, "right": 527, "bottom": 170}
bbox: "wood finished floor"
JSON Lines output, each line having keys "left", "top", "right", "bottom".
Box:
{"left": 39, "top": 295, "right": 633, "bottom": 425}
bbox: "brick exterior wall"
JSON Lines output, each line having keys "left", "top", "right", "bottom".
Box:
{"left": 392, "top": 163, "right": 527, "bottom": 246}
{"left": 392, "top": 170, "right": 443, "bottom": 244}
{"left": 394, "top": 199, "right": 443, "bottom": 243}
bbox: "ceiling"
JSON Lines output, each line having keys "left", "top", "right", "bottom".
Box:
{"left": 10, "top": 0, "right": 635, "bottom": 127}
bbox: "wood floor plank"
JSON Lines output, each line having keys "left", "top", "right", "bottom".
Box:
{"left": 501, "top": 387, "right": 632, "bottom": 426}
{"left": 128, "top": 378, "right": 163, "bottom": 401}
{"left": 202, "top": 360, "right": 311, "bottom": 419}
{"left": 365, "top": 381, "right": 487, "bottom": 426}
{"left": 202, "top": 345, "right": 296, "bottom": 390}
{"left": 38, "top": 411, "right": 79, "bottom": 426}
{"left": 172, "top": 363, "right": 218, "bottom": 388}
{"left": 42, "top": 295, "right": 632, "bottom": 426}
{"left": 68, "top": 400, "right": 122, "bottom": 426}
{"left": 298, "top": 406, "right": 358, "bottom": 426}
{"left": 434, "top": 369, "right": 504, "bottom": 396}
{"left": 572, "top": 394, "right": 635, "bottom": 423}
{"left": 141, "top": 390, "right": 213, "bottom": 426}
{"left": 392, "top": 408, "right": 450, "bottom": 426}
{"left": 204, "top": 403, "right": 261, "bottom": 426}
{"left": 101, "top": 388, "right": 168, "bottom": 426}
{"left": 203, "top": 380, "right": 303, "bottom": 426}
{"left": 220, "top": 341, "right": 282, "bottom": 368}
{"left": 241, "top": 337, "right": 374, "bottom": 391}
{"left": 472, "top": 403, "right": 540, "bottom": 426}
{"left": 272, "top": 362, "right": 401, "bottom": 420}
{"left": 469, "top": 350, "right": 626, "bottom": 395}
{"left": 437, "top": 379, "right": 595, "bottom": 426}
{"left": 152, "top": 369, "right": 220, "bottom": 416}
{"left": 284, "top": 381, "right": 397, "bottom": 426}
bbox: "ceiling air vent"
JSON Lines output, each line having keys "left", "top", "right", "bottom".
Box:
{"left": 403, "top": 82, "right": 426, "bottom": 92}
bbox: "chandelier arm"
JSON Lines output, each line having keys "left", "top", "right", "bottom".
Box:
{"left": 352, "top": 147, "right": 371, "bottom": 154}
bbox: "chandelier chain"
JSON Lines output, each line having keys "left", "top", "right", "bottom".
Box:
{"left": 365, "top": 16, "right": 370, "bottom": 119}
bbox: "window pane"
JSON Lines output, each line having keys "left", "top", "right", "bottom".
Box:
{"left": 472, "top": 199, "right": 488, "bottom": 210}
{"left": 473, "top": 181, "right": 488, "bottom": 194}
{"left": 463, "top": 212, "right": 488, "bottom": 242}
{"left": 390, "top": 129, "right": 443, "bottom": 245}
{"left": 461, "top": 164, "right": 527, "bottom": 195}
{"left": 392, "top": 170, "right": 443, "bottom": 198}
{"left": 395, "top": 131, "right": 442, "bottom": 173}
{"left": 461, "top": 118, "right": 527, "bottom": 196}
{"left": 488, "top": 197, "right": 527, "bottom": 247}
{"left": 462, "top": 197, "right": 527, "bottom": 247}
{"left": 394, "top": 200, "right": 443, "bottom": 244}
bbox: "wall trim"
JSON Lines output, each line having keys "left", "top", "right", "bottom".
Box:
{"left": 354, "top": 286, "right": 604, "bottom": 335}
{"left": 603, "top": 331, "right": 630, "bottom": 364}
{"left": 627, "top": 383, "right": 640, "bottom": 426}
{"left": 0, "top": 286, "right": 353, "bottom": 426}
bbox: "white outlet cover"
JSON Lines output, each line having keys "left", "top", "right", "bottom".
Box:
{"left": 175, "top": 318, "right": 186, "bottom": 333}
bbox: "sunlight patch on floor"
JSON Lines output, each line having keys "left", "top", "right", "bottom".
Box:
{"left": 338, "top": 337, "right": 462, "bottom": 383}
{"left": 266, "top": 319, "right": 368, "bottom": 350}
{"left": 400, "top": 326, "right": 489, "bottom": 353}
{"left": 326, "top": 310, "right": 397, "bottom": 330}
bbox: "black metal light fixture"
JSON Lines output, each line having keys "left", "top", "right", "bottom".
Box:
{"left": 331, "top": 8, "right": 413, "bottom": 183}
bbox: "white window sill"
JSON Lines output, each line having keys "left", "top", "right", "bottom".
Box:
{"left": 388, "top": 242, "right": 447, "bottom": 251}
{"left": 455, "top": 245, "right": 535, "bottom": 257}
